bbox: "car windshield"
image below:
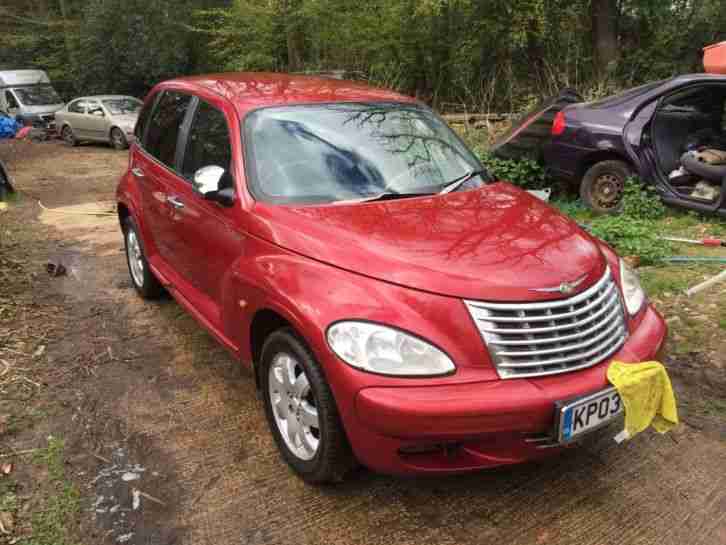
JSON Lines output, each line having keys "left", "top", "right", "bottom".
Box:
{"left": 102, "top": 98, "right": 142, "bottom": 115}
{"left": 245, "top": 103, "right": 486, "bottom": 204}
{"left": 13, "top": 85, "right": 61, "bottom": 106}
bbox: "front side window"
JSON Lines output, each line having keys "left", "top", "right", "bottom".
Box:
{"left": 13, "top": 85, "right": 61, "bottom": 106}
{"left": 68, "top": 100, "right": 85, "bottom": 114}
{"left": 182, "top": 101, "right": 232, "bottom": 182}
{"left": 103, "top": 98, "right": 142, "bottom": 115}
{"left": 245, "top": 103, "right": 483, "bottom": 204}
{"left": 144, "top": 91, "right": 193, "bottom": 168}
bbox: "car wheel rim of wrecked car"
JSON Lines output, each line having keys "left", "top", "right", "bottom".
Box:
{"left": 127, "top": 230, "right": 145, "bottom": 287}
{"left": 268, "top": 353, "right": 320, "bottom": 460}
{"left": 594, "top": 174, "right": 623, "bottom": 208}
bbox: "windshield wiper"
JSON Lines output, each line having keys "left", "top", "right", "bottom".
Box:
{"left": 336, "top": 191, "right": 434, "bottom": 204}
{"left": 439, "top": 169, "right": 487, "bottom": 194}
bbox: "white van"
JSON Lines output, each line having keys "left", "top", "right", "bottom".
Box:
{"left": 0, "top": 70, "right": 65, "bottom": 129}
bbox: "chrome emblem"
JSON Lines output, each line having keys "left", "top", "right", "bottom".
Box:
{"left": 530, "top": 274, "right": 587, "bottom": 295}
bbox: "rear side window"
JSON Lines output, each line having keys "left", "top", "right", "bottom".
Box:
{"left": 144, "top": 91, "right": 193, "bottom": 168}
{"left": 182, "top": 101, "right": 232, "bottom": 181}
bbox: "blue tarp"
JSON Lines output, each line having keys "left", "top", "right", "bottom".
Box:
{"left": 0, "top": 116, "right": 20, "bottom": 139}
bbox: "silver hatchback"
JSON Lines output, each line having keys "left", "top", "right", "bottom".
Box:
{"left": 55, "top": 95, "right": 142, "bottom": 150}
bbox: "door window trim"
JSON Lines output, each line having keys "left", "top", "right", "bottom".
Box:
{"left": 136, "top": 89, "right": 194, "bottom": 178}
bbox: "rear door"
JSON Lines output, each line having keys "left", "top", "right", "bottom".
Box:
{"left": 132, "top": 90, "right": 194, "bottom": 268}
{"left": 168, "top": 98, "right": 243, "bottom": 305}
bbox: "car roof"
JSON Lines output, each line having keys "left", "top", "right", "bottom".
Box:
{"left": 159, "top": 72, "right": 418, "bottom": 114}
{"left": 71, "top": 95, "right": 140, "bottom": 102}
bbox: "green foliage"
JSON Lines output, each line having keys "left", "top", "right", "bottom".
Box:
{"left": 479, "top": 153, "right": 549, "bottom": 189}
{"left": 621, "top": 177, "right": 666, "bottom": 219}
{"left": 1, "top": 0, "right": 725, "bottom": 108}
{"left": 588, "top": 216, "right": 671, "bottom": 265}
{"left": 553, "top": 177, "right": 671, "bottom": 265}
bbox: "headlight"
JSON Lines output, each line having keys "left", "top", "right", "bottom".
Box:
{"left": 327, "top": 321, "right": 455, "bottom": 377}
{"left": 619, "top": 259, "right": 646, "bottom": 315}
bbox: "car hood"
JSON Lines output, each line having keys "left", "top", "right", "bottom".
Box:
{"left": 20, "top": 104, "right": 65, "bottom": 115}
{"left": 249, "top": 183, "right": 607, "bottom": 301}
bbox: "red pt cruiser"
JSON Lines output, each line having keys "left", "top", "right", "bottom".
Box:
{"left": 116, "top": 73, "right": 667, "bottom": 483}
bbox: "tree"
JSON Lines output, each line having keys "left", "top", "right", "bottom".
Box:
{"left": 592, "top": 0, "right": 619, "bottom": 74}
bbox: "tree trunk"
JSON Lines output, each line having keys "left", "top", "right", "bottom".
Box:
{"left": 591, "top": 0, "right": 618, "bottom": 74}
{"left": 280, "top": 0, "right": 304, "bottom": 71}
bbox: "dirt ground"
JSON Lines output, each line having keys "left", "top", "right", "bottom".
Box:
{"left": 0, "top": 141, "right": 725, "bottom": 545}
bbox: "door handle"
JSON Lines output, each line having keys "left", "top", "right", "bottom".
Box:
{"left": 131, "top": 167, "right": 145, "bottom": 178}
{"left": 167, "top": 195, "right": 185, "bottom": 209}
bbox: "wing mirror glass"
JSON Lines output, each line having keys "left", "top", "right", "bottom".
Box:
{"left": 193, "top": 165, "right": 235, "bottom": 207}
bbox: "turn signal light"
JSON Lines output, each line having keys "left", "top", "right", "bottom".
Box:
{"left": 551, "top": 111, "right": 566, "bottom": 136}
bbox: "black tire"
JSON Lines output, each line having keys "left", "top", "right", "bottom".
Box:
{"left": 61, "top": 125, "right": 77, "bottom": 147}
{"left": 580, "top": 160, "right": 631, "bottom": 215}
{"left": 260, "top": 328, "right": 353, "bottom": 484}
{"left": 110, "top": 127, "right": 128, "bottom": 150}
{"left": 122, "top": 217, "right": 163, "bottom": 299}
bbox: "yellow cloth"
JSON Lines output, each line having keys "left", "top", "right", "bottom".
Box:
{"left": 607, "top": 361, "right": 679, "bottom": 439}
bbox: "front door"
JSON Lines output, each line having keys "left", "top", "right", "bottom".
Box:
{"left": 169, "top": 98, "right": 243, "bottom": 307}
{"left": 84, "top": 100, "right": 109, "bottom": 142}
{"left": 133, "top": 90, "right": 194, "bottom": 268}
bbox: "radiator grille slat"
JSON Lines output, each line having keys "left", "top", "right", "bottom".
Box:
{"left": 465, "top": 267, "right": 627, "bottom": 379}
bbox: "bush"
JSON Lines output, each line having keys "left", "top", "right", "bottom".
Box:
{"left": 479, "top": 153, "right": 549, "bottom": 189}
{"left": 621, "top": 177, "right": 666, "bottom": 219}
{"left": 552, "top": 176, "right": 671, "bottom": 265}
{"left": 588, "top": 217, "right": 671, "bottom": 265}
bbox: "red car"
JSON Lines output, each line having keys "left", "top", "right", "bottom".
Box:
{"left": 116, "top": 73, "right": 667, "bottom": 483}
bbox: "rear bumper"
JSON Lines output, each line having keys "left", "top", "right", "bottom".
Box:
{"left": 345, "top": 304, "right": 666, "bottom": 475}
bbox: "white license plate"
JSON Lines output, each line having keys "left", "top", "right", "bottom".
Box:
{"left": 557, "top": 387, "right": 623, "bottom": 442}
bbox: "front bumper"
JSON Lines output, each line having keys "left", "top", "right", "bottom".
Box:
{"left": 344, "top": 304, "right": 666, "bottom": 475}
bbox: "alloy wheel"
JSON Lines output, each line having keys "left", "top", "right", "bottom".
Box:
{"left": 126, "top": 229, "right": 145, "bottom": 288}
{"left": 267, "top": 352, "right": 320, "bottom": 461}
{"left": 62, "top": 126, "right": 74, "bottom": 145}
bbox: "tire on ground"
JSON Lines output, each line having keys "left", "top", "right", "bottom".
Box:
{"left": 580, "top": 160, "right": 632, "bottom": 215}
{"left": 260, "top": 328, "right": 354, "bottom": 484}
{"left": 123, "top": 216, "right": 163, "bottom": 299}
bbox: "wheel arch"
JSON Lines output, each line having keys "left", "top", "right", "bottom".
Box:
{"left": 576, "top": 150, "right": 634, "bottom": 182}
{"left": 117, "top": 202, "right": 131, "bottom": 231}
{"left": 249, "top": 308, "right": 296, "bottom": 389}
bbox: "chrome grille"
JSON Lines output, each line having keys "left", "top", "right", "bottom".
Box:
{"left": 465, "top": 267, "right": 627, "bottom": 379}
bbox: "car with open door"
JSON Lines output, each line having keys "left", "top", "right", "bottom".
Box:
{"left": 117, "top": 73, "right": 666, "bottom": 483}
{"left": 56, "top": 95, "right": 142, "bottom": 150}
{"left": 494, "top": 42, "right": 726, "bottom": 216}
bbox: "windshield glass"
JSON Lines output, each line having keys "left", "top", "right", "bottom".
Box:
{"left": 102, "top": 98, "right": 142, "bottom": 115}
{"left": 13, "top": 85, "right": 61, "bottom": 106}
{"left": 245, "top": 103, "right": 486, "bottom": 204}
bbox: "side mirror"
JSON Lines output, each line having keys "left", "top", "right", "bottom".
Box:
{"left": 89, "top": 108, "right": 104, "bottom": 117}
{"left": 193, "top": 165, "right": 235, "bottom": 207}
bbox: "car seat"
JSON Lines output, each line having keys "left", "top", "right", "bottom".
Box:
{"left": 680, "top": 148, "right": 726, "bottom": 183}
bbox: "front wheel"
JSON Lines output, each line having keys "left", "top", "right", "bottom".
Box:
{"left": 110, "top": 127, "right": 128, "bottom": 150}
{"left": 580, "top": 160, "right": 631, "bottom": 215}
{"left": 61, "top": 125, "right": 77, "bottom": 147}
{"left": 260, "top": 329, "right": 353, "bottom": 483}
